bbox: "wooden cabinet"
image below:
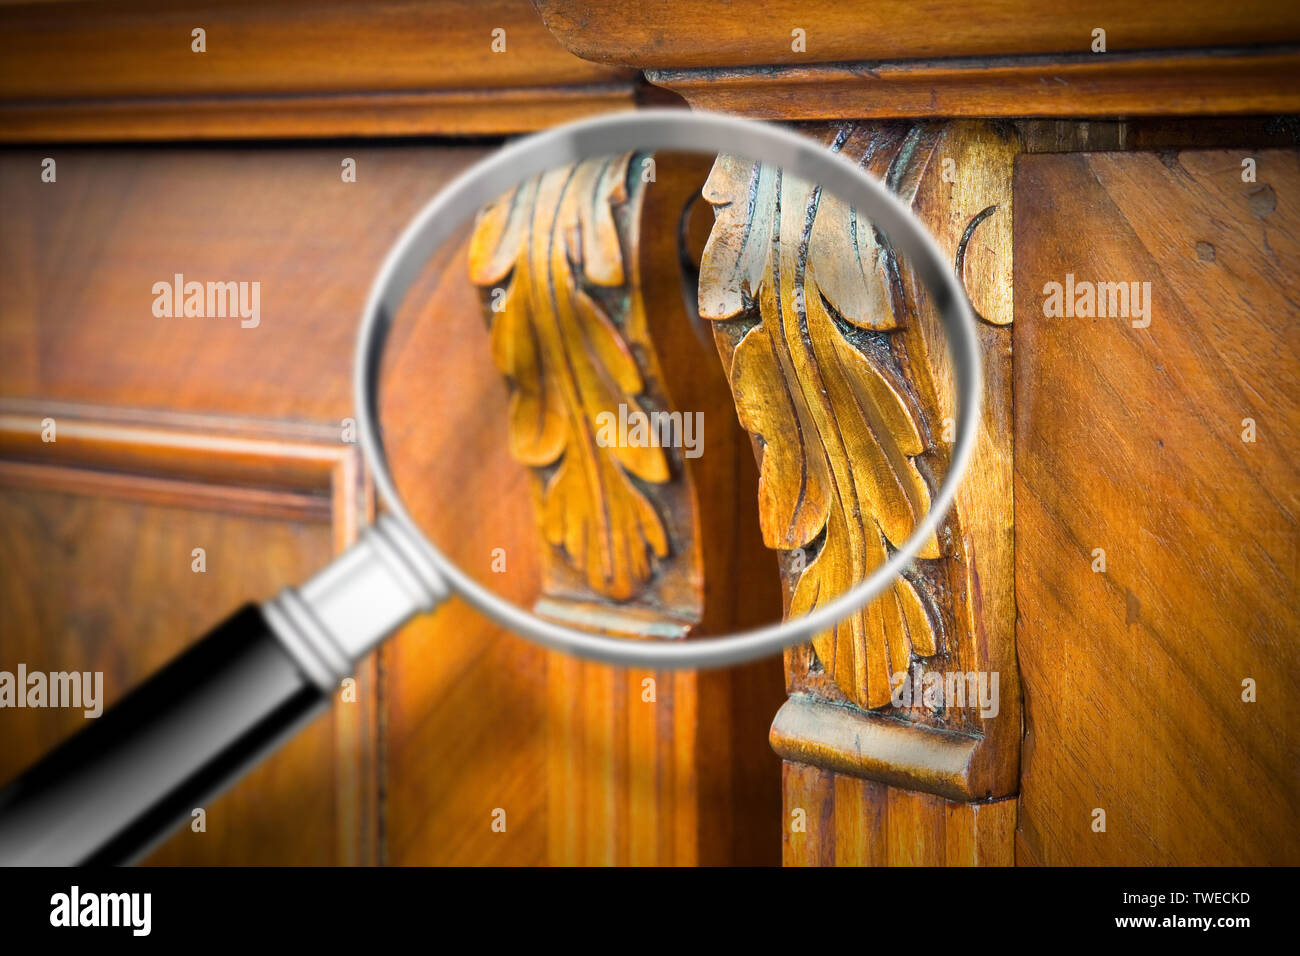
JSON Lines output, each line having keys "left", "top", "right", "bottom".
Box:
{"left": 1, "top": 0, "right": 1296, "bottom": 865}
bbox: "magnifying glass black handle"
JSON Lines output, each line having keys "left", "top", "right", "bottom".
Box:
{"left": 0, "top": 605, "right": 327, "bottom": 866}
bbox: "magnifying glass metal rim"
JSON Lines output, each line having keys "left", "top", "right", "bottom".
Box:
{"left": 354, "top": 108, "right": 982, "bottom": 670}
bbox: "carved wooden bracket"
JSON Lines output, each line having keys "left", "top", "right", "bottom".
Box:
{"left": 468, "top": 152, "right": 704, "bottom": 637}
{"left": 698, "top": 121, "right": 1021, "bottom": 801}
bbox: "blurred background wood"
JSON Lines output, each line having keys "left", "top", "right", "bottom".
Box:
{"left": 0, "top": 136, "right": 783, "bottom": 864}
{"left": 0, "top": 0, "right": 638, "bottom": 141}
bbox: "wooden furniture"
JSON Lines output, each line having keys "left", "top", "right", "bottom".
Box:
{"left": 533, "top": 0, "right": 1300, "bottom": 866}
{"left": 1, "top": 0, "right": 1296, "bottom": 866}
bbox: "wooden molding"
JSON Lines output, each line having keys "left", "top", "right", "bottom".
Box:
{"left": 0, "top": 0, "right": 637, "bottom": 142}
{"left": 0, "top": 401, "right": 354, "bottom": 521}
{"left": 771, "top": 695, "right": 981, "bottom": 801}
{"left": 535, "top": 0, "right": 1300, "bottom": 69}
{"left": 0, "top": 86, "right": 638, "bottom": 143}
{"left": 648, "top": 46, "right": 1300, "bottom": 120}
{"left": 696, "top": 121, "right": 1020, "bottom": 800}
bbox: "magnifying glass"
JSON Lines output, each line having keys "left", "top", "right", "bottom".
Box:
{"left": 0, "top": 110, "right": 979, "bottom": 866}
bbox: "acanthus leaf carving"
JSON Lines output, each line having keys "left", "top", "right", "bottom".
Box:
{"left": 699, "top": 129, "right": 943, "bottom": 710}
{"left": 469, "top": 153, "right": 672, "bottom": 602}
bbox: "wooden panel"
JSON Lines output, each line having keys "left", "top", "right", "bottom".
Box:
{"left": 783, "top": 762, "right": 1015, "bottom": 867}
{"left": 537, "top": 0, "right": 1300, "bottom": 68}
{"left": 0, "top": 0, "right": 637, "bottom": 141}
{"left": 649, "top": 47, "right": 1300, "bottom": 120}
{"left": 1014, "top": 149, "right": 1300, "bottom": 864}
{"left": 0, "top": 143, "right": 491, "bottom": 421}
{"left": 0, "top": 490, "right": 341, "bottom": 864}
{"left": 0, "top": 409, "right": 373, "bottom": 865}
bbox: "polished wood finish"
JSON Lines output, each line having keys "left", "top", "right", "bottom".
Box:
{"left": 649, "top": 47, "right": 1300, "bottom": 120}
{"left": 0, "top": 0, "right": 637, "bottom": 141}
{"left": 1014, "top": 148, "right": 1300, "bottom": 865}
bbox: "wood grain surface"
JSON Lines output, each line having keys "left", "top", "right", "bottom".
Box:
{"left": 1014, "top": 148, "right": 1300, "bottom": 864}
{"left": 783, "top": 763, "right": 1015, "bottom": 866}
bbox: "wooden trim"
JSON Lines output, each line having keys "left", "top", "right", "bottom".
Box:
{"left": 0, "top": 460, "right": 331, "bottom": 523}
{"left": 772, "top": 696, "right": 988, "bottom": 802}
{"left": 649, "top": 46, "right": 1300, "bottom": 120}
{"left": 0, "top": 85, "right": 637, "bottom": 143}
{"left": 536, "top": 0, "right": 1300, "bottom": 70}
{"left": 0, "top": 0, "right": 637, "bottom": 141}
{"left": 0, "top": 402, "right": 349, "bottom": 507}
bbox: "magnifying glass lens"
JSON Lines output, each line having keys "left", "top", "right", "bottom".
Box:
{"left": 376, "top": 130, "right": 959, "bottom": 696}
